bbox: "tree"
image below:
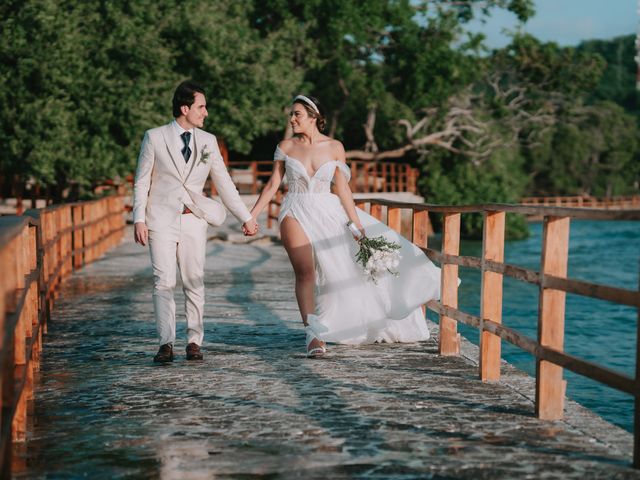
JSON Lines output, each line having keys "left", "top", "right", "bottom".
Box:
{"left": 0, "top": 0, "right": 177, "bottom": 201}
{"left": 0, "top": 0, "right": 305, "bottom": 200}
{"left": 578, "top": 35, "right": 639, "bottom": 116}
{"left": 163, "top": 0, "right": 305, "bottom": 154}
{"left": 531, "top": 101, "right": 639, "bottom": 197}
{"left": 248, "top": 0, "right": 535, "bottom": 156}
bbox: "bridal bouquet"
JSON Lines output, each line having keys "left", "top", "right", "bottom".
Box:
{"left": 353, "top": 233, "right": 401, "bottom": 284}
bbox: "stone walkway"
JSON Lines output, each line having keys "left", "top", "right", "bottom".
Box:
{"left": 14, "top": 219, "right": 639, "bottom": 479}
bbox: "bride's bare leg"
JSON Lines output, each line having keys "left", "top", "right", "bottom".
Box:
{"left": 281, "top": 217, "right": 315, "bottom": 324}
{"left": 281, "top": 217, "right": 325, "bottom": 352}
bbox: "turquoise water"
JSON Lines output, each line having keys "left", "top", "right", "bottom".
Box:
{"left": 429, "top": 220, "right": 639, "bottom": 431}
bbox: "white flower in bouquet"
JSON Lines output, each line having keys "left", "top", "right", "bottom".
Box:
{"left": 353, "top": 233, "right": 402, "bottom": 284}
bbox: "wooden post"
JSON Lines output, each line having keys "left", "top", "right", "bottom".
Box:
{"left": 370, "top": 203, "right": 382, "bottom": 221}
{"left": 381, "top": 163, "right": 388, "bottom": 192}
{"left": 1, "top": 337, "right": 14, "bottom": 479}
{"left": 64, "top": 206, "right": 72, "bottom": 276}
{"left": 350, "top": 162, "right": 357, "bottom": 191}
{"left": 96, "top": 201, "right": 103, "bottom": 258}
{"left": 387, "top": 207, "right": 401, "bottom": 233}
{"left": 480, "top": 211, "right": 505, "bottom": 381}
{"left": 267, "top": 200, "right": 273, "bottom": 230}
{"left": 391, "top": 164, "right": 398, "bottom": 192}
{"left": 412, "top": 210, "right": 429, "bottom": 248}
{"left": 86, "top": 204, "right": 94, "bottom": 263}
{"left": 413, "top": 208, "right": 430, "bottom": 319}
{"left": 13, "top": 229, "right": 27, "bottom": 442}
{"left": 267, "top": 190, "right": 282, "bottom": 230}
{"left": 251, "top": 161, "right": 258, "bottom": 195}
{"left": 28, "top": 226, "right": 38, "bottom": 369}
{"left": 364, "top": 163, "right": 370, "bottom": 193}
{"left": 101, "top": 200, "right": 108, "bottom": 255}
{"left": 440, "top": 212, "right": 460, "bottom": 355}
{"left": 536, "top": 215, "right": 570, "bottom": 420}
{"left": 72, "top": 205, "right": 83, "bottom": 270}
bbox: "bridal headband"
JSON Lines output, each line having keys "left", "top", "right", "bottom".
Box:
{"left": 292, "top": 95, "right": 320, "bottom": 114}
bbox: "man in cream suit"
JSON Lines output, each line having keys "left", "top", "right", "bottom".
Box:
{"left": 133, "top": 81, "right": 258, "bottom": 363}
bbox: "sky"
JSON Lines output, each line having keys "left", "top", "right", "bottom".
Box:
{"left": 466, "top": 0, "right": 638, "bottom": 48}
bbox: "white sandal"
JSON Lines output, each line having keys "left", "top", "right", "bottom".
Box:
{"left": 305, "top": 324, "right": 326, "bottom": 358}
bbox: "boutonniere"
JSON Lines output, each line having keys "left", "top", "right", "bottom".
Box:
{"left": 199, "top": 145, "right": 211, "bottom": 166}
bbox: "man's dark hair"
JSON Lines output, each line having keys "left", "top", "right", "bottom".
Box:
{"left": 172, "top": 81, "right": 205, "bottom": 118}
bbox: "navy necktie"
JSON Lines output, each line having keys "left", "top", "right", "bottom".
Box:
{"left": 181, "top": 132, "right": 191, "bottom": 162}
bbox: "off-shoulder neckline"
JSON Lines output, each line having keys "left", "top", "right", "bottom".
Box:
{"left": 276, "top": 145, "right": 341, "bottom": 179}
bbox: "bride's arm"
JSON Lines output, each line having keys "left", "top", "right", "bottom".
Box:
{"left": 250, "top": 160, "right": 285, "bottom": 218}
{"left": 333, "top": 143, "right": 365, "bottom": 238}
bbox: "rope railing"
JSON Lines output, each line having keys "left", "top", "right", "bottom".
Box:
{"left": 0, "top": 195, "right": 125, "bottom": 478}
{"left": 354, "top": 198, "right": 640, "bottom": 468}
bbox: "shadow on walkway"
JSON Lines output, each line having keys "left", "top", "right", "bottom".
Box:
{"left": 14, "top": 230, "right": 638, "bottom": 479}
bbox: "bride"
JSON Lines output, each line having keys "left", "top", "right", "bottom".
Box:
{"left": 248, "top": 95, "right": 442, "bottom": 357}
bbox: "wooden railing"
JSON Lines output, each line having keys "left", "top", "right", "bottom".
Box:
{"left": 0, "top": 196, "right": 125, "bottom": 478}
{"left": 353, "top": 198, "right": 640, "bottom": 467}
{"left": 221, "top": 159, "right": 419, "bottom": 195}
{"left": 522, "top": 195, "right": 640, "bottom": 210}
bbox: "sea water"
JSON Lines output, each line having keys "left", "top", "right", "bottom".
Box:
{"left": 429, "top": 219, "right": 639, "bottom": 431}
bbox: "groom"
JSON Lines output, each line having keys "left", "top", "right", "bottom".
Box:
{"left": 133, "top": 80, "right": 258, "bottom": 363}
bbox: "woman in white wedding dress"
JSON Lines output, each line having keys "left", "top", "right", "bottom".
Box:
{"left": 249, "top": 95, "right": 442, "bottom": 356}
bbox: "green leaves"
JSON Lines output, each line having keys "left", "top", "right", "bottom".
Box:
{"left": 536, "top": 101, "right": 639, "bottom": 197}
{"left": 2, "top": 0, "right": 635, "bottom": 216}
{"left": 0, "top": 0, "right": 177, "bottom": 199}
{"left": 163, "top": 0, "right": 304, "bottom": 153}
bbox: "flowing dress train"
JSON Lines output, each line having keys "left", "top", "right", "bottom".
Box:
{"left": 275, "top": 146, "right": 441, "bottom": 344}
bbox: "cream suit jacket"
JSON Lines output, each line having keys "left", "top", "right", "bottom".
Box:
{"left": 132, "top": 122, "right": 252, "bottom": 230}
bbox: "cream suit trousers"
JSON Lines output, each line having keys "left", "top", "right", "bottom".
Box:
{"left": 148, "top": 213, "right": 208, "bottom": 346}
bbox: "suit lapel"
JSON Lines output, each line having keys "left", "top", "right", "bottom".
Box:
{"left": 161, "top": 123, "right": 185, "bottom": 180}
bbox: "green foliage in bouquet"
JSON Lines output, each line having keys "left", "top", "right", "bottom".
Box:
{"left": 354, "top": 235, "right": 402, "bottom": 283}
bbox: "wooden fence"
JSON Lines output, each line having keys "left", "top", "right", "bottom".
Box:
{"left": 522, "top": 195, "right": 640, "bottom": 210}
{"left": 0, "top": 195, "right": 125, "bottom": 478}
{"left": 222, "top": 159, "right": 419, "bottom": 195}
{"left": 350, "top": 198, "right": 640, "bottom": 467}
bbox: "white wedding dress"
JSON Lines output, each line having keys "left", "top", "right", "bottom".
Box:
{"left": 275, "top": 146, "right": 442, "bottom": 344}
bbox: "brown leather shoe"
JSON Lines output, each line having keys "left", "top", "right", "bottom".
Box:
{"left": 186, "top": 342, "right": 203, "bottom": 360}
{"left": 153, "top": 343, "right": 174, "bottom": 363}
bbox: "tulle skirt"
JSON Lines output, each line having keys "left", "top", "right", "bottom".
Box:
{"left": 279, "top": 192, "right": 441, "bottom": 344}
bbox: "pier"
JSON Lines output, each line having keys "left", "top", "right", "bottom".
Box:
{"left": 1, "top": 194, "right": 640, "bottom": 478}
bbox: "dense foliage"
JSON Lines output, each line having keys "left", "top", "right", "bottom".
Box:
{"left": 579, "top": 34, "right": 639, "bottom": 115}
{"left": 1, "top": 1, "right": 637, "bottom": 237}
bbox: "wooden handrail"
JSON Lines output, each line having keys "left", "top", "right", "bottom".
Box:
{"left": 0, "top": 195, "right": 125, "bottom": 478}
{"left": 354, "top": 197, "right": 640, "bottom": 468}
{"left": 521, "top": 195, "right": 640, "bottom": 210}
{"left": 224, "top": 159, "right": 419, "bottom": 195}
{"left": 427, "top": 302, "right": 639, "bottom": 395}
{"left": 351, "top": 199, "right": 640, "bottom": 219}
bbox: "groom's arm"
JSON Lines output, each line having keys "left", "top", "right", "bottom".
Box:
{"left": 133, "top": 131, "right": 154, "bottom": 245}
{"left": 208, "top": 139, "right": 258, "bottom": 234}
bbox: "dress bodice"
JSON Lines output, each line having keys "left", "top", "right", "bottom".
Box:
{"left": 274, "top": 145, "right": 351, "bottom": 194}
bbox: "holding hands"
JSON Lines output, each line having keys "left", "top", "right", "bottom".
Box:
{"left": 242, "top": 217, "right": 259, "bottom": 236}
